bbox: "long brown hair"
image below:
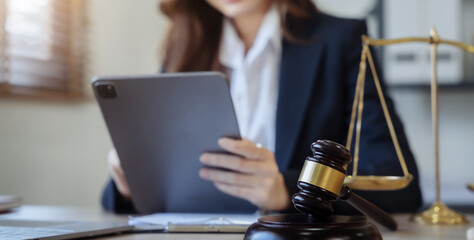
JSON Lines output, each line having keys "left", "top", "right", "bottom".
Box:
{"left": 159, "top": 0, "right": 317, "bottom": 72}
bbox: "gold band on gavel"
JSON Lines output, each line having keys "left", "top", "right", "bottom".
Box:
{"left": 298, "top": 160, "right": 346, "bottom": 195}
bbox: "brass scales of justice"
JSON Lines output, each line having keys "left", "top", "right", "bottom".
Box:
{"left": 344, "top": 27, "right": 474, "bottom": 225}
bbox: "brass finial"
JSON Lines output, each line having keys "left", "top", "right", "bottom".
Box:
{"left": 430, "top": 27, "right": 440, "bottom": 44}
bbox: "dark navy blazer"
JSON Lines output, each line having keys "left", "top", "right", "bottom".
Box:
{"left": 102, "top": 12, "right": 422, "bottom": 214}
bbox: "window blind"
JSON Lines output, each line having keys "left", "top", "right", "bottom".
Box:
{"left": 0, "top": 0, "right": 87, "bottom": 98}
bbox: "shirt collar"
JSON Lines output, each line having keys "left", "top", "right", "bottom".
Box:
{"left": 219, "top": 4, "right": 282, "bottom": 69}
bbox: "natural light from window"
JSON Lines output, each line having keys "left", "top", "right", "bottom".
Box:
{"left": 5, "top": 0, "right": 52, "bottom": 60}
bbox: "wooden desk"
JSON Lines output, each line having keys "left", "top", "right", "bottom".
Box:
{"left": 1, "top": 205, "right": 473, "bottom": 239}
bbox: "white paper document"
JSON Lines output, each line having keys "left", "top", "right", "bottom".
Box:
{"left": 129, "top": 212, "right": 260, "bottom": 233}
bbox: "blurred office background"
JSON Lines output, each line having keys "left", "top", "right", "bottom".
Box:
{"left": 0, "top": 0, "right": 473, "bottom": 209}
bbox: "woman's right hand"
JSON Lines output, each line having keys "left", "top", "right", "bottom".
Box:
{"left": 107, "top": 148, "right": 131, "bottom": 199}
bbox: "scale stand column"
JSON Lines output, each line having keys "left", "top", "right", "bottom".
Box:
{"left": 414, "top": 28, "right": 468, "bottom": 225}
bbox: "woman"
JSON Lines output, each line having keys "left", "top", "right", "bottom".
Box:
{"left": 102, "top": 0, "right": 422, "bottom": 213}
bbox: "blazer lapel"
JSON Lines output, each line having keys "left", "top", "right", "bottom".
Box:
{"left": 275, "top": 40, "right": 325, "bottom": 170}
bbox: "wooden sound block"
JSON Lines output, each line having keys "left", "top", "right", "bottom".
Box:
{"left": 244, "top": 214, "right": 382, "bottom": 240}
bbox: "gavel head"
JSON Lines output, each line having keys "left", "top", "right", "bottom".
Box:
{"left": 292, "top": 139, "right": 352, "bottom": 217}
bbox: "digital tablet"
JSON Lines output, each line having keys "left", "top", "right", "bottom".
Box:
{"left": 92, "top": 72, "right": 256, "bottom": 214}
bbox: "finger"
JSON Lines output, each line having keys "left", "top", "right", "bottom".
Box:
{"left": 115, "top": 173, "right": 131, "bottom": 198}
{"left": 218, "top": 138, "right": 267, "bottom": 160}
{"left": 214, "top": 182, "right": 257, "bottom": 204}
{"left": 107, "top": 149, "right": 118, "bottom": 169}
{"left": 108, "top": 149, "right": 125, "bottom": 178}
{"left": 199, "top": 168, "right": 263, "bottom": 188}
{"left": 107, "top": 149, "right": 131, "bottom": 198}
{"left": 200, "top": 153, "right": 268, "bottom": 174}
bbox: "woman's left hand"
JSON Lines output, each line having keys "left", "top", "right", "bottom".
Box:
{"left": 199, "top": 137, "right": 290, "bottom": 211}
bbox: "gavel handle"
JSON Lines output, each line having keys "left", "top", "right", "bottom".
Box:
{"left": 339, "top": 185, "right": 398, "bottom": 231}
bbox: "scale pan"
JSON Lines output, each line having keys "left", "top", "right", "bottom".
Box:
{"left": 344, "top": 174, "right": 413, "bottom": 191}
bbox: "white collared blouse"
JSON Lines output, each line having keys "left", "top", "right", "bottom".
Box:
{"left": 219, "top": 4, "right": 282, "bottom": 152}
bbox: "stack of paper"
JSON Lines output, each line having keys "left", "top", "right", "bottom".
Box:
{"left": 129, "top": 212, "right": 260, "bottom": 233}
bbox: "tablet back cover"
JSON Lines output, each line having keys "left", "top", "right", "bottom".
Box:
{"left": 93, "top": 72, "right": 256, "bottom": 214}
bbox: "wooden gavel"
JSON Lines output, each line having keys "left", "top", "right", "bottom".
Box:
{"left": 292, "top": 139, "right": 398, "bottom": 231}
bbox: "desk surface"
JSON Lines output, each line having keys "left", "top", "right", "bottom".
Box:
{"left": 1, "top": 205, "right": 473, "bottom": 240}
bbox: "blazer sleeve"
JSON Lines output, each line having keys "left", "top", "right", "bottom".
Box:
{"left": 101, "top": 179, "right": 137, "bottom": 214}
{"left": 340, "top": 20, "right": 422, "bottom": 213}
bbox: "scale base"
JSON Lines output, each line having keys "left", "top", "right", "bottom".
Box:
{"left": 414, "top": 201, "right": 468, "bottom": 225}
